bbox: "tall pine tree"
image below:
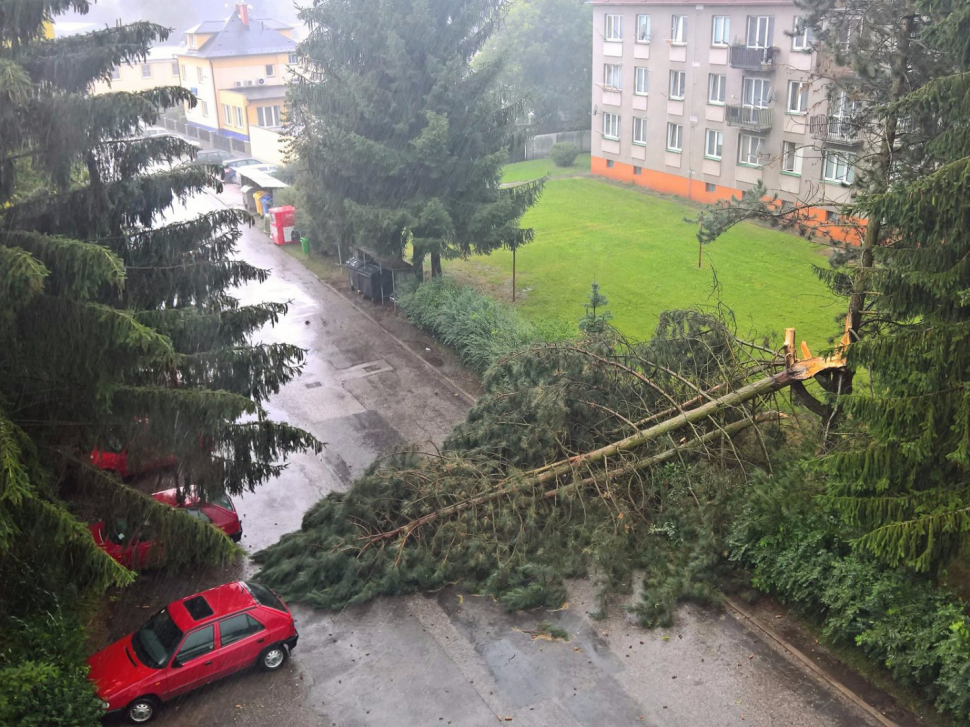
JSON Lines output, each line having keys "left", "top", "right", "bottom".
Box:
{"left": 0, "top": 1, "right": 318, "bottom": 617}
{"left": 290, "top": 0, "right": 542, "bottom": 276}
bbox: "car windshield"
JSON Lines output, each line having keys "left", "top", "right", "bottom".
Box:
{"left": 181, "top": 508, "right": 212, "bottom": 524}
{"left": 104, "top": 517, "right": 151, "bottom": 545}
{"left": 131, "top": 608, "right": 183, "bottom": 669}
{"left": 210, "top": 491, "right": 234, "bottom": 511}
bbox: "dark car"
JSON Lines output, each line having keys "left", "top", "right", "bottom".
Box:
{"left": 193, "top": 148, "right": 235, "bottom": 165}
{"left": 222, "top": 157, "right": 262, "bottom": 182}
{"left": 88, "top": 582, "right": 297, "bottom": 723}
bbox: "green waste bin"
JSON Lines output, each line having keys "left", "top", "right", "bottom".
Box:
{"left": 300, "top": 236, "right": 310, "bottom": 255}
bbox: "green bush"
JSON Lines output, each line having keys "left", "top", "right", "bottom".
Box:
{"left": 0, "top": 611, "right": 103, "bottom": 726}
{"left": 397, "top": 278, "right": 539, "bottom": 376}
{"left": 730, "top": 468, "right": 970, "bottom": 722}
{"left": 548, "top": 142, "right": 580, "bottom": 168}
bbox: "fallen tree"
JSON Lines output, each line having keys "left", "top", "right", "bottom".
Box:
{"left": 255, "top": 310, "right": 845, "bottom": 621}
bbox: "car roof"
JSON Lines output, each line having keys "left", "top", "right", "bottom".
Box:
{"left": 166, "top": 581, "right": 257, "bottom": 630}
{"left": 226, "top": 157, "right": 260, "bottom": 166}
{"left": 151, "top": 488, "right": 199, "bottom": 508}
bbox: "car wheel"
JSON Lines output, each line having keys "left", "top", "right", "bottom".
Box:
{"left": 126, "top": 696, "right": 159, "bottom": 724}
{"left": 257, "top": 643, "right": 288, "bottom": 672}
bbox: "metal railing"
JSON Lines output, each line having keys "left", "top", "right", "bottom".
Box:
{"left": 729, "top": 45, "right": 778, "bottom": 70}
{"left": 809, "top": 115, "right": 859, "bottom": 143}
{"left": 726, "top": 105, "right": 773, "bottom": 131}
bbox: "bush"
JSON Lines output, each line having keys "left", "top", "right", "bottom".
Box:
{"left": 730, "top": 468, "right": 970, "bottom": 722}
{"left": 397, "top": 278, "right": 539, "bottom": 376}
{"left": 549, "top": 142, "right": 580, "bottom": 168}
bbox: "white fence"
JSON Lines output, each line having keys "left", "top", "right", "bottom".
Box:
{"left": 516, "top": 130, "right": 591, "bottom": 162}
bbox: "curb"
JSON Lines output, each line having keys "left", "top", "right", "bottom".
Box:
{"left": 724, "top": 597, "right": 898, "bottom": 727}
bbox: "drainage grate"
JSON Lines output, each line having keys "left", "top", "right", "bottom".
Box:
{"left": 304, "top": 381, "right": 323, "bottom": 389}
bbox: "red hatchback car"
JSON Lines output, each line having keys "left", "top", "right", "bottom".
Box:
{"left": 88, "top": 581, "right": 298, "bottom": 723}
{"left": 88, "top": 488, "right": 242, "bottom": 569}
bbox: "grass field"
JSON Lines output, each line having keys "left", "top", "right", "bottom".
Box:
{"left": 443, "top": 173, "right": 844, "bottom": 349}
{"left": 501, "top": 154, "right": 592, "bottom": 184}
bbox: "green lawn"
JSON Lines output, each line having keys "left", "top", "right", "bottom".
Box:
{"left": 443, "top": 176, "right": 844, "bottom": 349}
{"left": 501, "top": 154, "right": 592, "bottom": 184}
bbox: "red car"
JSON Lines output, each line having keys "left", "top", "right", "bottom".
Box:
{"left": 88, "top": 488, "right": 242, "bottom": 569}
{"left": 90, "top": 441, "right": 177, "bottom": 479}
{"left": 88, "top": 581, "right": 298, "bottom": 723}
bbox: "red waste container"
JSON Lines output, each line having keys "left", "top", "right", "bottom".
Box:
{"left": 268, "top": 206, "right": 296, "bottom": 245}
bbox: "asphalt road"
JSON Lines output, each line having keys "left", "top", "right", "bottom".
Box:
{"left": 98, "top": 186, "right": 884, "bottom": 726}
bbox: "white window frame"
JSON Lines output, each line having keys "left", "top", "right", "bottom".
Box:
{"left": 201, "top": 100, "right": 209, "bottom": 117}
{"left": 233, "top": 107, "right": 244, "bottom": 127}
{"left": 671, "top": 15, "right": 687, "bottom": 44}
{"left": 196, "top": 66, "right": 204, "bottom": 83}
{"left": 223, "top": 104, "right": 232, "bottom": 125}
{"left": 738, "top": 133, "right": 765, "bottom": 167}
{"left": 636, "top": 15, "right": 651, "bottom": 43}
{"left": 171, "top": 61, "right": 179, "bottom": 76}
{"left": 831, "top": 89, "right": 859, "bottom": 121}
{"left": 288, "top": 52, "right": 299, "bottom": 64}
{"left": 792, "top": 17, "right": 816, "bottom": 50}
{"left": 782, "top": 141, "right": 803, "bottom": 175}
{"left": 635, "top": 67, "right": 649, "bottom": 96}
{"left": 746, "top": 16, "right": 773, "bottom": 49}
{"left": 712, "top": 16, "right": 730, "bottom": 46}
{"left": 787, "top": 81, "right": 809, "bottom": 114}
{"left": 669, "top": 70, "right": 686, "bottom": 100}
{"left": 708, "top": 74, "right": 726, "bottom": 105}
{"left": 823, "top": 150, "right": 856, "bottom": 184}
{"left": 110, "top": 66, "right": 121, "bottom": 80}
{"left": 604, "top": 64, "right": 622, "bottom": 91}
{"left": 141, "top": 64, "right": 152, "bottom": 78}
{"left": 603, "top": 112, "right": 620, "bottom": 140}
{"left": 257, "top": 106, "right": 282, "bottom": 127}
{"left": 633, "top": 117, "right": 648, "bottom": 145}
{"left": 181, "top": 64, "right": 187, "bottom": 80}
{"left": 705, "top": 129, "right": 723, "bottom": 160}
{"left": 667, "top": 122, "right": 683, "bottom": 152}
{"left": 605, "top": 14, "right": 623, "bottom": 41}
{"left": 742, "top": 77, "right": 772, "bottom": 108}
{"left": 265, "top": 64, "right": 275, "bottom": 77}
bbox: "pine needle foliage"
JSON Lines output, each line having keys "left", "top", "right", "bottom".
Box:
{"left": 256, "top": 311, "right": 783, "bottom": 623}
{"left": 0, "top": 1, "right": 318, "bottom": 625}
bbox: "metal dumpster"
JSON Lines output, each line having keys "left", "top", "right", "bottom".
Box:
{"left": 345, "top": 256, "right": 365, "bottom": 291}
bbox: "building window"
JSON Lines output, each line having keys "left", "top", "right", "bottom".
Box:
{"left": 265, "top": 64, "right": 275, "bottom": 77}
{"left": 604, "top": 63, "right": 622, "bottom": 91}
{"left": 708, "top": 74, "right": 726, "bottom": 105}
{"left": 181, "top": 64, "right": 187, "bottom": 80}
{"left": 171, "top": 61, "right": 179, "bottom": 76}
{"left": 141, "top": 64, "right": 152, "bottom": 78}
{"left": 636, "top": 14, "right": 651, "bottom": 43}
{"left": 634, "top": 67, "right": 649, "bottom": 95}
{"left": 831, "top": 89, "right": 859, "bottom": 121}
{"left": 196, "top": 66, "right": 204, "bottom": 83}
{"left": 257, "top": 105, "right": 282, "bottom": 127}
{"left": 634, "top": 166, "right": 643, "bottom": 175}
{"left": 633, "top": 116, "right": 648, "bottom": 145}
{"left": 288, "top": 52, "right": 299, "bottom": 64}
{"left": 742, "top": 77, "right": 772, "bottom": 108}
{"left": 836, "top": 16, "right": 862, "bottom": 51}
{"left": 825, "top": 209, "right": 841, "bottom": 223}
{"left": 233, "top": 107, "right": 244, "bottom": 127}
{"left": 669, "top": 70, "right": 686, "bottom": 100}
{"left": 606, "top": 159, "right": 615, "bottom": 168}
{"left": 666, "top": 122, "right": 683, "bottom": 152}
{"left": 782, "top": 141, "right": 803, "bottom": 175}
{"left": 605, "top": 14, "right": 622, "bottom": 41}
{"left": 705, "top": 129, "right": 723, "bottom": 160}
{"left": 705, "top": 182, "right": 717, "bottom": 192}
{"left": 110, "top": 66, "right": 121, "bottom": 80}
{"left": 712, "top": 16, "right": 730, "bottom": 46}
{"left": 823, "top": 151, "right": 856, "bottom": 184}
{"left": 746, "top": 16, "right": 773, "bottom": 49}
{"left": 671, "top": 15, "right": 687, "bottom": 44}
{"left": 792, "top": 17, "right": 816, "bottom": 50}
{"left": 738, "top": 133, "right": 765, "bottom": 166}
{"left": 223, "top": 104, "right": 232, "bottom": 125}
{"left": 201, "top": 100, "right": 209, "bottom": 117}
{"left": 602, "top": 112, "right": 620, "bottom": 140}
{"left": 787, "top": 81, "right": 809, "bottom": 114}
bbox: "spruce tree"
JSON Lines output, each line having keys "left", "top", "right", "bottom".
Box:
{"left": 0, "top": 1, "right": 318, "bottom": 614}
{"left": 290, "top": 0, "right": 542, "bottom": 275}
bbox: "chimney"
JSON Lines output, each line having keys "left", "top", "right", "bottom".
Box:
{"left": 237, "top": 3, "right": 249, "bottom": 28}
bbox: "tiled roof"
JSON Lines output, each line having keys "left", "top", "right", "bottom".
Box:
{"left": 185, "top": 12, "right": 295, "bottom": 58}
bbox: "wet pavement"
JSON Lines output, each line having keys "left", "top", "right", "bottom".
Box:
{"left": 97, "top": 186, "right": 892, "bottom": 726}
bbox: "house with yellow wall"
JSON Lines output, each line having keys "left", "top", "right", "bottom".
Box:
{"left": 176, "top": 3, "right": 295, "bottom": 153}
{"left": 90, "top": 45, "right": 183, "bottom": 96}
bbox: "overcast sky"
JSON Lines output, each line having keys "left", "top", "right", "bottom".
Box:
{"left": 61, "top": 1, "right": 300, "bottom": 35}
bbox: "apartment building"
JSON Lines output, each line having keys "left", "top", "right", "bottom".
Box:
{"left": 590, "top": 0, "right": 860, "bottom": 236}
{"left": 90, "top": 45, "right": 182, "bottom": 96}
{"left": 177, "top": 4, "right": 296, "bottom": 150}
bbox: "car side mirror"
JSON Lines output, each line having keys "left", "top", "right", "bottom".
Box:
{"left": 171, "top": 659, "right": 182, "bottom": 669}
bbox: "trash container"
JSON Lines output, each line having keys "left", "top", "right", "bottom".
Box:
{"left": 301, "top": 236, "right": 309, "bottom": 255}
{"left": 267, "top": 206, "right": 296, "bottom": 245}
{"left": 345, "top": 256, "right": 365, "bottom": 291}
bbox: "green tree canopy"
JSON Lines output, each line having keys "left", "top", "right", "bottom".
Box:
{"left": 290, "top": 0, "right": 542, "bottom": 275}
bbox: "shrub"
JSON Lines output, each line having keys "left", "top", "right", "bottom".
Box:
{"left": 397, "top": 278, "right": 539, "bottom": 376}
{"left": 549, "top": 142, "right": 580, "bottom": 168}
{"left": 730, "top": 468, "right": 970, "bottom": 722}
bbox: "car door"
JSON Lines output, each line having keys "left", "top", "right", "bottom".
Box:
{"left": 164, "top": 625, "right": 217, "bottom": 698}
{"left": 213, "top": 612, "right": 267, "bottom": 679}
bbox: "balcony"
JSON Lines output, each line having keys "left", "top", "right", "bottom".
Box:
{"left": 809, "top": 115, "right": 860, "bottom": 144}
{"left": 726, "top": 105, "right": 773, "bottom": 131}
{"left": 729, "top": 45, "right": 778, "bottom": 71}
